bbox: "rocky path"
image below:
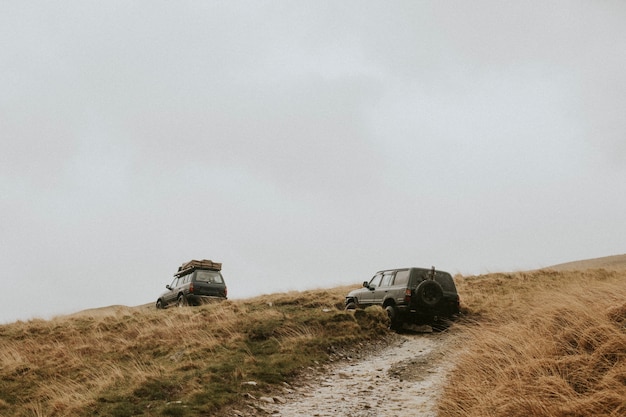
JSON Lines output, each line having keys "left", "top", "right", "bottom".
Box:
{"left": 238, "top": 327, "right": 459, "bottom": 417}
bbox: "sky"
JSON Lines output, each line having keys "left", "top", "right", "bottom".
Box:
{"left": 1, "top": 1, "right": 625, "bottom": 324}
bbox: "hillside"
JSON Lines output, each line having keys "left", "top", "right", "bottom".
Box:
{"left": 1, "top": 258, "right": 626, "bottom": 416}
{"left": 0, "top": 286, "right": 390, "bottom": 416}
{"left": 443, "top": 266, "right": 626, "bottom": 416}
{"left": 543, "top": 253, "right": 626, "bottom": 271}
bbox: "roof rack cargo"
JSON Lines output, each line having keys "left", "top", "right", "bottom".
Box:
{"left": 175, "top": 259, "right": 222, "bottom": 276}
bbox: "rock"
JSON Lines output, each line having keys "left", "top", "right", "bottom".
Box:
{"left": 259, "top": 396, "right": 275, "bottom": 404}
{"left": 255, "top": 405, "right": 274, "bottom": 414}
{"left": 168, "top": 350, "right": 185, "bottom": 362}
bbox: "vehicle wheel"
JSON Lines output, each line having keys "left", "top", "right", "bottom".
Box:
{"left": 386, "top": 305, "right": 402, "bottom": 331}
{"left": 156, "top": 299, "right": 164, "bottom": 309}
{"left": 177, "top": 295, "right": 188, "bottom": 307}
{"left": 416, "top": 280, "right": 444, "bottom": 308}
{"left": 345, "top": 301, "right": 357, "bottom": 310}
{"left": 431, "top": 318, "right": 451, "bottom": 332}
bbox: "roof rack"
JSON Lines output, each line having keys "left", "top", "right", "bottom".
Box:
{"left": 175, "top": 259, "right": 222, "bottom": 276}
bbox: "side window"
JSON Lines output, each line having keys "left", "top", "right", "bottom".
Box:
{"left": 393, "top": 270, "right": 410, "bottom": 286}
{"left": 369, "top": 273, "right": 383, "bottom": 288}
{"left": 381, "top": 272, "right": 394, "bottom": 287}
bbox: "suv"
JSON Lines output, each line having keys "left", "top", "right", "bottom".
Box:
{"left": 156, "top": 259, "right": 227, "bottom": 309}
{"left": 345, "top": 267, "right": 460, "bottom": 330}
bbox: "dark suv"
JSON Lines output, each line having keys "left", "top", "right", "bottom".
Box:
{"left": 345, "top": 267, "right": 460, "bottom": 330}
{"left": 156, "top": 260, "right": 227, "bottom": 309}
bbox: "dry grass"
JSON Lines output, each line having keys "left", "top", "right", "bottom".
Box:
{"left": 441, "top": 268, "right": 626, "bottom": 417}
{"left": 4, "top": 265, "right": 626, "bottom": 417}
{"left": 0, "top": 285, "right": 387, "bottom": 416}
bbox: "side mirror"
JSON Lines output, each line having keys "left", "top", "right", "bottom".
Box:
{"left": 166, "top": 285, "right": 171, "bottom": 290}
{"left": 362, "top": 281, "right": 369, "bottom": 288}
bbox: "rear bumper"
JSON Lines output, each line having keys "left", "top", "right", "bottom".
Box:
{"left": 186, "top": 295, "right": 227, "bottom": 305}
{"left": 396, "top": 300, "right": 459, "bottom": 323}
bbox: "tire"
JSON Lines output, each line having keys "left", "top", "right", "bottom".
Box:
{"left": 431, "top": 318, "right": 451, "bottom": 332}
{"left": 386, "top": 305, "right": 402, "bottom": 331}
{"left": 345, "top": 301, "right": 357, "bottom": 310}
{"left": 416, "top": 280, "right": 444, "bottom": 308}
{"left": 156, "top": 299, "right": 164, "bottom": 309}
{"left": 177, "top": 295, "right": 188, "bottom": 307}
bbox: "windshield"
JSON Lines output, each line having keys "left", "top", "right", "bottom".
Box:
{"left": 195, "top": 269, "right": 224, "bottom": 284}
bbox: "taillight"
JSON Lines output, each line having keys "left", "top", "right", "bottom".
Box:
{"left": 189, "top": 283, "right": 194, "bottom": 293}
{"left": 224, "top": 287, "right": 228, "bottom": 297}
{"left": 404, "top": 288, "right": 412, "bottom": 303}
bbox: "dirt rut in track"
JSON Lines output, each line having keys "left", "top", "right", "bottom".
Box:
{"left": 270, "top": 328, "right": 458, "bottom": 417}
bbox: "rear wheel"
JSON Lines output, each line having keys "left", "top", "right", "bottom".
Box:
{"left": 385, "top": 305, "right": 402, "bottom": 331}
{"left": 431, "top": 318, "right": 451, "bottom": 332}
{"left": 177, "top": 295, "right": 188, "bottom": 307}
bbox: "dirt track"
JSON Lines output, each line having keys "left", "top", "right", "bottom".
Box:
{"left": 237, "top": 327, "right": 460, "bottom": 417}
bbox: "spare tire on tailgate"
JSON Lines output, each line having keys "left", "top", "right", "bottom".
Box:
{"left": 416, "top": 279, "right": 444, "bottom": 308}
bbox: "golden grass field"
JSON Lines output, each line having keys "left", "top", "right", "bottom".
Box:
{"left": 1, "top": 254, "right": 625, "bottom": 416}
{"left": 440, "top": 255, "right": 626, "bottom": 417}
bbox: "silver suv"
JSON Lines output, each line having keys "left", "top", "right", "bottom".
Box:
{"left": 345, "top": 267, "right": 460, "bottom": 330}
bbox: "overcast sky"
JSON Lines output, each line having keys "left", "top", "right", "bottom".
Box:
{"left": 1, "top": 1, "right": 625, "bottom": 323}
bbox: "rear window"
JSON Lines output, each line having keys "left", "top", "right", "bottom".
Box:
{"left": 435, "top": 272, "right": 456, "bottom": 292}
{"left": 411, "top": 269, "right": 456, "bottom": 292}
{"left": 194, "top": 270, "right": 224, "bottom": 284}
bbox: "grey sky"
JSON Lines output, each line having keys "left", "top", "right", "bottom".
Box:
{"left": 1, "top": 1, "right": 625, "bottom": 323}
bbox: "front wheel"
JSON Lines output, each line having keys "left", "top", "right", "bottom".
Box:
{"left": 156, "top": 299, "right": 164, "bottom": 309}
{"left": 345, "top": 301, "right": 357, "bottom": 310}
